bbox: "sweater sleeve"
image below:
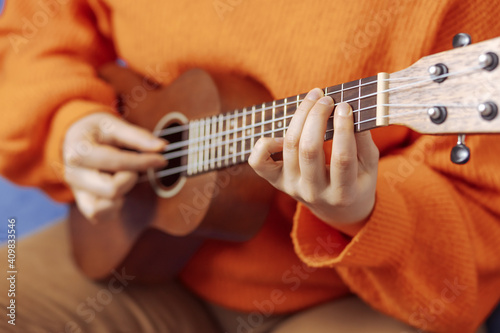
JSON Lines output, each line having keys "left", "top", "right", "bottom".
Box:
{"left": 0, "top": 0, "right": 118, "bottom": 202}
{"left": 291, "top": 1, "right": 500, "bottom": 332}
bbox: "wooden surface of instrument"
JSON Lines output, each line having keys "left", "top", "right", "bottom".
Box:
{"left": 70, "top": 69, "right": 276, "bottom": 282}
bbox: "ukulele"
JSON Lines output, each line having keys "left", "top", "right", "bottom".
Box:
{"left": 70, "top": 34, "right": 500, "bottom": 282}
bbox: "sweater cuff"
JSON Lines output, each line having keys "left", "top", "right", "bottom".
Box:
{"left": 291, "top": 177, "right": 415, "bottom": 269}
{"left": 45, "top": 99, "right": 117, "bottom": 202}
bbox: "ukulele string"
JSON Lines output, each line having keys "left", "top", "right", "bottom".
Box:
{"left": 154, "top": 79, "right": 382, "bottom": 137}
{"left": 144, "top": 104, "right": 460, "bottom": 182}
{"left": 160, "top": 102, "right": 477, "bottom": 161}
{"left": 160, "top": 65, "right": 480, "bottom": 154}
{"left": 147, "top": 109, "right": 425, "bottom": 180}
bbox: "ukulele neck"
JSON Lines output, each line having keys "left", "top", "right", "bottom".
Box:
{"left": 185, "top": 74, "right": 389, "bottom": 176}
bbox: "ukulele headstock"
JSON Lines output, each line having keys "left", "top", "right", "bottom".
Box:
{"left": 386, "top": 36, "right": 500, "bottom": 134}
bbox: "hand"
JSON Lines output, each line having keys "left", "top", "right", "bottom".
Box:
{"left": 63, "top": 112, "right": 167, "bottom": 223}
{"left": 249, "top": 88, "right": 379, "bottom": 235}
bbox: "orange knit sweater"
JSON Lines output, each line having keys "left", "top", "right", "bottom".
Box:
{"left": 1, "top": 1, "right": 500, "bottom": 332}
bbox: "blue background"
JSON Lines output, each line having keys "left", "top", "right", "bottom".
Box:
{"left": 0, "top": 176, "right": 67, "bottom": 243}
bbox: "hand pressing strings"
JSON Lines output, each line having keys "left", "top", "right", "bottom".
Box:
{"left": 249, "top": 88, "right": 379, "bottom": 236}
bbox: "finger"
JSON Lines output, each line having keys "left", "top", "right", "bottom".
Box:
{"left": 355, "top": 130, "right": 380, "bottom": 173}
{"left": 73, "top": 189, "right": 123, "bottom": 223}
{"left": 298, "top": 96, "right": 334, "bottom": 185}
{"left": 93, "top": 196, "right": 124, "bottom": 222}
{"left": 67, "top": 168, "right": 138, "bottom": 199}
{"left": 73, "top": 189, "right": 98, "bottom": 222}
{"left": 283, "top": 88, "right": 323, "bottom": 176}
{"left": 112, "top": 171, "right": 139, "bottom": 196}
{"left": 330, "top": 103, "right": 357, "bottom": 188}
{"left": 99, "top": 116, "right": 167, "bottom": 152}
{"left": 79, "top": 144, "right": 166, "bottom": 172}
{"left": 98, "top": 63, "right": 151, "bottom": 95}
{"left": 248, "top": 137, "right": 284, "bottom": 186}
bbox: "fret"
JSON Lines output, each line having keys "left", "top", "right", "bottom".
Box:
{"left": 359, "top": 76, "right": 378, "bottom": 131}
{"left": 232, "top": 110, "right": 237, "bottom": 164}
{"left": 324, "top": 81, "right": 357, "bottom": 141}
{"left": 240, "top": 111, "right": 246, "bottom": 159}
{"left": 283, "top": 97, "right": 287, "bottom": 137}
{"left": 209, "top": 116, "right": 216, "bottom": 170}
{"left": 225, "top": 113, "right": 231, "bottom": 168}
{"left": 187, "top": 120, "right": 198, "bottom": 175}
{"left": 284, "top": 95, "right": 297, "bottom": 129}
{"left": 327, "top": 83, "right": 342, "bottom": 107}
{"left": 358, "top": 79, "right": 362, "bottom": 132}
{"left": 251, "top": 105, "right": 256, "bottom": 149}
{"left": 296, "top": 94, "right": 300, "bottom": 119}
{"left": 254, "top": 105, "right": 262, "bottom": 142}
{"left": 236, "top": 110, "right": 243, "bottom": 163}
{"left": 187, "top": 121, "right": 193, "bottom": 175}
{"left": 195, "top": 119, "right": 201, "bottom": 175}
{"left": 325, "top": 83, "right": 343, "bottom": 140}
{"left": 204, "top": 118, "right": 210, "bottom": 171}
{"left": 282, "top": 95, "right": 298, "bottom": 130}
{"left": 241, "top": 107, "right": 247, "bottom": 162}
{"left": 198, "top": 119, "right": 205, "bottom": 173}
{"left": 261, "top": 103, "right": 265, "bottom": 139}
{"left": 272, "top": 99, "right": 284, "bottom": 138}
{"left": 243, "top": 112, "right": 251, "bottom": 162}
{"left": 245, "top": 111, "right": 253, "bottom": 154}
{"left": 217, "top": 114, "right": 224, "bottom": 168}
{"left": 271, "top": 100, "right": 276, "bottom": 138}
{"left": 263, "top": 102, "right": 274, "bottom": 137}
{"left": 234, "top": 110, "right": 243, "bottom": 163}
{"left": 343, "top": 79, "right": 361, "bottom": 134}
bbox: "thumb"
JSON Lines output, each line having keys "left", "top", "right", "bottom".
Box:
{"left": 73, "top": 189, "right": 123, "bottom": 223}
{"left": 248, "top": 137, "right": 284, "bottom": 186}
{"left": 355, "top": 130, "right": 380, "bottom": 171}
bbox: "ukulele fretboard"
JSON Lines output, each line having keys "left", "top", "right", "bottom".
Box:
{"left": 184, "top": 75, "right": 381, "bottom": 176}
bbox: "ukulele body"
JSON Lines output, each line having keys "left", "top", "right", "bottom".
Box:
{"left": 69, "top": 68, "right": 275, "bottom": 282}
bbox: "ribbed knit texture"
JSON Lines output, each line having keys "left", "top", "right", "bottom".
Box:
{"left": 1, "top": 1, "right": 500, "bottom": 332}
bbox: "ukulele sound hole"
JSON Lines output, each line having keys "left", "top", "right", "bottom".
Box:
{"left": 158, "top": 122, "right": 185, "bottom": 188}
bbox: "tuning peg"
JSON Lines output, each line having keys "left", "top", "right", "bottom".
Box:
{"left": 452, "top": 33, "right": 472, "bottom": 48}
{"left": 451, "top": 134, "right": 470, "bottom": 165}
{"left": 478, "top": 52, "right": 499, "bottom": 71}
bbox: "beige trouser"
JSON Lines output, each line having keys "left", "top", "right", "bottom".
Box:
{"left": 0, "top": 221, "right": 486, "bottom": 333}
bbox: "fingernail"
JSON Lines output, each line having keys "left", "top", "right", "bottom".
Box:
{"left": 155, "top": 158, "right": 168, "bottom": 167}
{"left": 149, "top": 138, "right": 166, "bottom": 149}
{"left": 318, "top": 96, "right": 334, "bottom": 106}
{"left": 336, "top": 103, "right": 352, "bottom": 117}
{"left": 306, "top": 88, "right": 323, "bottom": 101}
